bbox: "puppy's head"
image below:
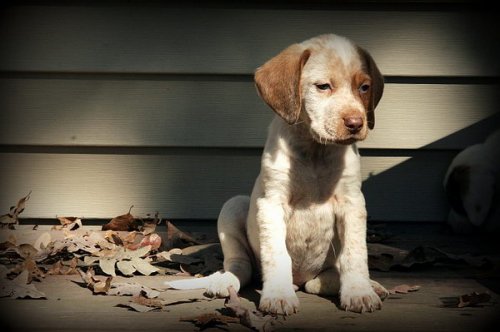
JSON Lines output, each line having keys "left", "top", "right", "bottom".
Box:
{"left": 255, "top": 34, "right": 384, "bottom": 145}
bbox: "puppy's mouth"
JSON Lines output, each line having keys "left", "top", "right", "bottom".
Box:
{"left": 310, "top": 129, "right": 365, "bottom": 145}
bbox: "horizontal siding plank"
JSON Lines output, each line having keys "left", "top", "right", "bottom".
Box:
{"left": 1, "top": 6, "right": 498, "bottom": 76}
{"left": 0, "top": 79, "right": 498, "bottom": 149}
{"left": 0, "top": 151, "right": 453, "bottom": 221}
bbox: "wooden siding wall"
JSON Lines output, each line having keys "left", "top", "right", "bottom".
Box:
{"left": 1, "top": 1, "right": 499, "bottom": 222}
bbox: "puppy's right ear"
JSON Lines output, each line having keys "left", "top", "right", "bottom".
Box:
{"left": 254, "top": 45, "right": 311, "bottom": 124}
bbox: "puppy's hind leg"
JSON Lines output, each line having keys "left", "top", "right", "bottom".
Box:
{"left": 204, "top": 195, "right": 254, "bottom": 297}
{"left": 167, "top": 196, "right": 253, "bottom": 297}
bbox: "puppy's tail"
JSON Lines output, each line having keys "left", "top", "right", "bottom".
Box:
{"left": 166, "top": 274, "right": 214, "bottom": 290}
{"left": 165, "top": 271, "right": 241, "bottom": 297}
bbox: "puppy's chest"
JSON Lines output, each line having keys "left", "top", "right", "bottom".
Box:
{"left": 289, "top": 153, "right": 343, "bottom": 205}
{"left": 285, "top": 203, "right": 336, "bottom": 283}
{"left": 283, "top": 153, "right": 344, "bottom": 280}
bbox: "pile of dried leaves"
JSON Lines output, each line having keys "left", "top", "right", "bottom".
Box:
{"left": 0, "top": 205, "right": 223, "bottom": 297}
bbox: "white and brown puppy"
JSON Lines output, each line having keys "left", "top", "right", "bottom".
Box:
{"left": 169, "top": 34, "right": 388, "bottom": 314}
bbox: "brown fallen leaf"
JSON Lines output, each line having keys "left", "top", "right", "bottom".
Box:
{"left": 0, "top": 191, "right": 31, "bottom": 229}
{"left": 166, "top": 221, "right": 203, "bottom": 249}
{"left": 54, "top": 216, "right": 82, "bottom": 230}
{"left": 127, "top": 233, "right": 162, "bottom": 251}
{"left": 180, "top": 312, "right": 239, "bottom": 329}
{"left": 77, "top": 267, "right": 112, "bottom": 294}
{"left": 102, "top": 206, "right": 139, "bottom": 231}
{"left": 140, "top": 212, "right": 161, "bottom": 235}
{"left": 368, "top": 244, "right": 490, "bottom": 271}
{"left": 107, "top": 282, "right": 160, "bottom": 298}
{"left": 117, "top": 292, "right": 165, "bottom": 312}
{"left": 47, "top": 258, "right": 79, "bottom": 275}
{"left": 388, "top": 284, "right": 421, "bottom": 294}
{"left": 458, "top": 292, "right": 491, "bottom": 308}
{"left": 10, "top": 257, "right": 45, "bottom": 282}
{"left": 225, "top": 286, "right": 275, "bottom": 331}
{"left": 0, "top": 270, "right": 46, "bottom": 299}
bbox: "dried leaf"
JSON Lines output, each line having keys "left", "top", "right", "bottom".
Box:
{"left": 0, "top": 237, "right": 17, "bottom": 251}
{"left": 104, "top": 231, "right": 124, "bottom": 246}
{"left": 15, "top": 243, "right": 38, "bottom": 259}
{"left": 131, "top": 257, "right": 159, "bottom": 276}
{"left": 127, "top": 233, "right": 162, "bottom": 251}
{"left": 132, "top": 293, "right": 164, "bottom": 308}
{"left": 124, "top": 302, "right": 158, "bottom": 313}
{"left": 33, "top": 232, "right": 52, "bottom": 251}
{"left": 226, "top": 286, "right": 275, "bottom": 331}
{"left": 10, "top": 257, "right": 45, "bottom": 282}
{"left": 0, "top": 270, "right": 46, "bottom": 299}
{"left": 95, "top": 245, "right": 155, "bottom": 276}
{"left": 83, "top": 256, "right": 99, "bottom": 266}
{"left": 99, "top": 258, "right": 117, "bottom": 277}
{"left": 127, "top": 245, "right": 152, "bottom": 259}
{"left": 166, "top": 221, "right": 203, "bottom": 249}
{"left": 0, "top": 192, "right": 31, "bottom": 229}
{"left": 458, "top": 292, "right": 491, "bottom": 308}
{"left": 93, "top": 276, "right": 113, "bottom": 294}
{"left": 77, "top": 267, "right": 112, "bottom": 294}
{"left": 368, "top": 244, "right": 490, "bottom": 271}
{"left": 180, "top": 312, "right": 239, "bottom": 329}
{"left": 55, "top": 216, "right": 82, "bottom": 230}
{"left": 102, "top": 206, "right": 139, "bottom": 231}
{"left": 77, "top": 267, "right": 95, "bottom": 285}
{"left": 107, "top": 282, "right": 160, "bottom": 298}
{"left": 119, "top": 294, "right": 164, "bottom": 312}
{"left": 117, "top": 260, "right": 136, "bottom": 276}
{"left": 140, "top": 212, "right": 160, "bottom": 235}
{"left": 155, "top": 248, "right": 183, "bottom": 262}
{"left": 388, "top": 284, "right": 421, "bottom": 294}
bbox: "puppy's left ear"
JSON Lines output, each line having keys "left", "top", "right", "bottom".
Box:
{"left": 358, "top": 47, "right": 384, "bottom": 130}
{"left": 254, "top": 44, "right": 311, "bottom": 124}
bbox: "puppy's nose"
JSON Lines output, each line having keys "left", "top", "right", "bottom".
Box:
{"left": 343, "top": 116, "right": 363, "bottom": 133}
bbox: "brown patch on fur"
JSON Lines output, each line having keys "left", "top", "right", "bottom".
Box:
{"left": 351, "top": 71, "right": 372, "bottom": 112}
{"left": 255, "top": 45, "right": 311, "bottom": 124}
{"left": 356, "top": 46, "right": 384, "bottom": 130}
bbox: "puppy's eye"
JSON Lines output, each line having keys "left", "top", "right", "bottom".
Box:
{"left": 315, "top": 83, "right": 332, "bottom": 91}
{"left": 359, "top": 83, "right": 370, "bottom": 93}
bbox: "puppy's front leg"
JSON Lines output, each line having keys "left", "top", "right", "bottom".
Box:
{"left": 336, "top": 195, "right": 382, "bottom": 313}
{"left": 257, "top": 197, "right": 299, "bottom": 315}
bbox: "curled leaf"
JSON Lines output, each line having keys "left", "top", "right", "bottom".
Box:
{"left": 388, "top": 284, "right": 421, "bottom": 294}
{"left": 102, "top": 206, "right": 138, "bottom": 231}
{"left": 99, "top": 258, "right": 117, "bottom": 277}
{"left": 458, "top": 292, "right": 491, "bottom": 308}
{"left": 0, "top": 192, "right": 31, "bottom": 229}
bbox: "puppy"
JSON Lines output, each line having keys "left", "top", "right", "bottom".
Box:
{"left": 444, "top": 129, "right": 500, "bottom": 233}
{"left": 169, "top": 34, "right": 388, "bottom": 315}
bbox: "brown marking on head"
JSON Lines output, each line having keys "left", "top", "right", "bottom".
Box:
{"left": 356, "top": 46, "right": 384, "bottom": 130}
{"left": 254, "top": 44, "right": 311, "bottom": 124}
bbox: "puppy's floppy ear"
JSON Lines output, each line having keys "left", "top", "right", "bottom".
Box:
{"left": 254, "top": 44, "right": 311, "bottom": 124}
{"left": 357, "top": 46, "right": 384, "bottom": 130}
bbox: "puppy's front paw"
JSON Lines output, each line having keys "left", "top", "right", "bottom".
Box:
{"left": 259, "top": 285, "right": 299, "bottom": 316}
{"left": 340, "top": 276, "right": 382, "bottom": 313}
